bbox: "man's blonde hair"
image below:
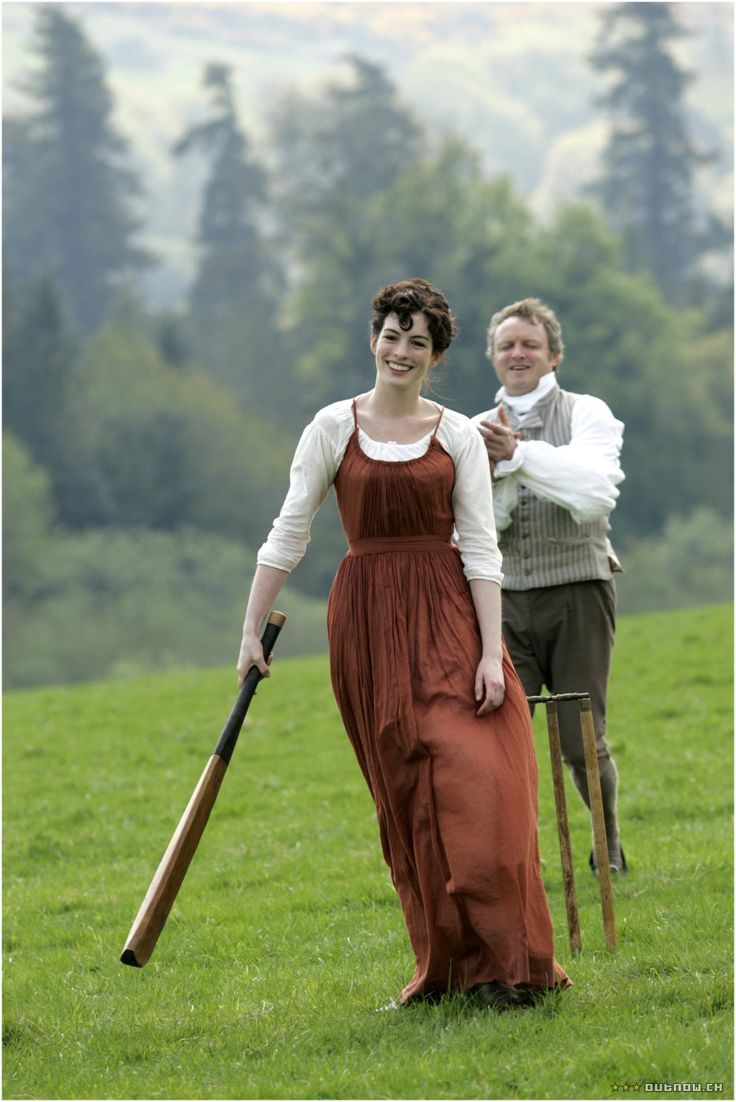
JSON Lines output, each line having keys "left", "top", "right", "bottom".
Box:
{"left": 486, "top": 298, "right": 565, "bottom": 365}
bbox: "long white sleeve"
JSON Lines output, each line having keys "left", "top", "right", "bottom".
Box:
{"left": 488, "top": 395, "right": 624, "bottom": 527}
{"left": 448, "top": 419, "right": 503, "bottom": 584}
{"left": 256, "top": 415, "right": 345, "bottom": 573}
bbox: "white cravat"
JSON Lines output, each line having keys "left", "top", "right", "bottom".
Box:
{"left": 494, "top": 372, "right": 558, "bottom": 423}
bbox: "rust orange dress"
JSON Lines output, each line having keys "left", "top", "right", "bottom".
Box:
{"left": 326, "top": 404, "right": 569, "bottom": 1003}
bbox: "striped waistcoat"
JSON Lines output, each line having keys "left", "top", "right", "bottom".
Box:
{"left": 496, "top": 387, "right": 617, "bottom": 591}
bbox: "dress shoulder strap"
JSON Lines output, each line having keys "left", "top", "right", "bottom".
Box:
{"left": 430, "top": 405, "right": 445, "bottom": 440}
{"left": 351, "top": 398, "right": 359, "bottom": 429}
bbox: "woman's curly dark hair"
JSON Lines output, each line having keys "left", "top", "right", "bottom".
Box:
{"left": 370, "top": 278, "right": 458, "bottom": 358}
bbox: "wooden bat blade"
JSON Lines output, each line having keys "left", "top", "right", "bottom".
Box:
{"left": 120, "top": 753, "right": 227, "bottom": 967}
{"left": 120, "top": 610, "right": 286, "bottom": 968}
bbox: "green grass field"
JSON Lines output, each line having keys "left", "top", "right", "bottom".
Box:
{"left": 3, "top": 604, "right": 733, "bottom": 1100}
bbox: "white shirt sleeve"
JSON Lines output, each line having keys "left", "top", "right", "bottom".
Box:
{"left": 491, "top": 395, "right": 624, "bottom": 526}
{"left": 256, "top": 414, "right": 345, "bottom": 573}
{"left": 487, "top": 476, "right": 518, "bottom": 532}
{"left": 442, "top": 416, "right": 503, "bottom": 585}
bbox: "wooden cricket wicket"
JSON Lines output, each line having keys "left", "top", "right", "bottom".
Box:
{"left": 579, "top": 695, "right": 617, "bottom": 952}
{"left": 528, "top": 692, "right": 617, "bottom": 954}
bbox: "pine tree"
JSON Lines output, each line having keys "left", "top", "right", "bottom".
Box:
{"left": 174, "top": 63, "right": 284, "bottom": 411}
{"left": 174, "top": 65, "right": 269, "bottom": 290}
{"left": 590, "top": 2, "right": 713, "bottom": 302}
{"left": 2, "top": 5, "right": 149, "bottom": 332}
{"left": 270, "top": 54, "right": 425, "bottom": 227}
{"left": 266, "top": 56, "right": 428, "bottom": 419}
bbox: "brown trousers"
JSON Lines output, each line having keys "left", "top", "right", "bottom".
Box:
{"left": 501, "top": 579, "right": 622, "bottom": 858}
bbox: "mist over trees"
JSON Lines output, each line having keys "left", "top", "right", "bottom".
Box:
{"left": 3, "top": 3, "right": 732, "bottom": 688}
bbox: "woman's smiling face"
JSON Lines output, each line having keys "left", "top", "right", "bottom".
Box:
{"left": 371, "top": 311, "right": 437, "bottom": 390}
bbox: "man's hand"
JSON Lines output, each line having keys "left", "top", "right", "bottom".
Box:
{"left": 477, "top": 406, "right": 520, "bottom": 466}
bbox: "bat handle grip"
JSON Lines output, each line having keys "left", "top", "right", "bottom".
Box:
{"left": 214, "top": 611, "right": 286, "bottom": 764}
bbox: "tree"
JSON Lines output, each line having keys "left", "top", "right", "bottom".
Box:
{"left": 279, "top": 136, "right": 532, "bottom": 418}
{"left": 268, "top": 53, "right": 427, "bottom": 299}
{"left": 268, "top": 55, "right": 430, "bottom": 418}
{"left": 269, "top": 54, "right": 425, "bottom": 226}
{"left": 2, "top": 277, "right": 77, "bottom": 476}
{"left": 2, "top": 434, "right": 58, "bottom": 603}
{"left": 589, "top": 2, "right": 719, "bottom": 303}
{"left": 174, "top": 64, "right": 285, "bottom": 415}
{"left": 2, "top": 5, "right": 149, "bottom": 332}
{"left": 57, "top": 318, "right": 290, "bottom": 545}
{"left": 616, "top": 508, "right": 733, "bottom": 613}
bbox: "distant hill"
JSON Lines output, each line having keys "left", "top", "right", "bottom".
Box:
{"left": 2, "top": 1, "right": 732, "bottom": 307}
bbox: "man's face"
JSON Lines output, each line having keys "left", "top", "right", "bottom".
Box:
{"left": 492, "top": 315, "right": 560, "bottom": 396}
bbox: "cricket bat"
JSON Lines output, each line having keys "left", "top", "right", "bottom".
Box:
{"left": 120, "top": 611, "right": 286, "bottom": 967}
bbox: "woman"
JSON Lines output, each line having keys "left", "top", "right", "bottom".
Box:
{"left": 238, "top": 278, "right": 570, "bottom": 1009}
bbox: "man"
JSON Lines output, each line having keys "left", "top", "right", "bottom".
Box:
{"left": 474, "top": 298, "right": 627, "bottom": 873}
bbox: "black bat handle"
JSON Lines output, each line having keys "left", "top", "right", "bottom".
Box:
{"left": 213, "top": 611, "right": 286, "bottom": 764}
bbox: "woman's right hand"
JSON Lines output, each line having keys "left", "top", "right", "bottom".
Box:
{"left": 237, "top": 630, "right": 271, "bottom": 687}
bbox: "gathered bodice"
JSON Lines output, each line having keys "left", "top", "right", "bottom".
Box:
{"left": 333, "top": 409, "right": 456, "bottom": 547}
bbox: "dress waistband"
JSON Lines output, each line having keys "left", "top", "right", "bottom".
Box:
{"left": 348, "top": 536, "right": 456, "bottom": 555}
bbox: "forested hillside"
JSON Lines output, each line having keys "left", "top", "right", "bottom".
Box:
{"left": 2, "top": 3, "right": 732, "bottom": 688}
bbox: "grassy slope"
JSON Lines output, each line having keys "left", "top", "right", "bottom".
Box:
{"left": 3, "top": 604, "right": 733, "bottom": 1100}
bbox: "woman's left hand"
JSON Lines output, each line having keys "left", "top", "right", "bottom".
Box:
{"left": 475, "top": 655, "right": 505, "bottom": 715}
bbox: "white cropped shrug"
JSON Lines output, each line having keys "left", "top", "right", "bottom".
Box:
{"left": 257, "top": 399, "right": 503, "bottom": 585}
